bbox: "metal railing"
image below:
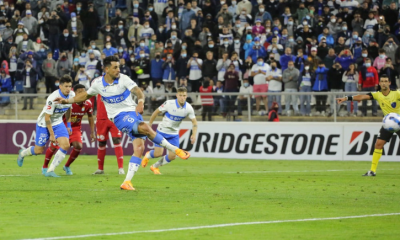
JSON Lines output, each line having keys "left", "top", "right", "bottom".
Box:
{"left": 0, "top": 91, "right": 377, "bottom": 122}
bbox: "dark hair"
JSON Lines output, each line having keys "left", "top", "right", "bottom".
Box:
{"left": 380, "top": 74, "right": 390, "bottom": 81}
{"left": 59, "top": 74, "right": 72, "bottom": 84}
{"left": 73, "top": 84, "right": 86, "bottom": 91}
{"left": 103, "top": 56, "right": 120, "bottom": 68}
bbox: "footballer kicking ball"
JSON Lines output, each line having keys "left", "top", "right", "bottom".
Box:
{"left": 382, "top": 113, "right": 400, "bottom": 133}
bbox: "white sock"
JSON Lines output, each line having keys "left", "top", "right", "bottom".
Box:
{"left": 124, "top": 162, "right": 139, "bottom": 182}
{"left": 153, "top": 156, "right": 171, "bottom": 168}
{"left": 47, "top": 150, "right": 66, "bottom": 172}
{"left": 21, "top": 147, "right": 34, "bottom": 157}
{"left": 159, "top": 139, "right": 179, "bottom": 152}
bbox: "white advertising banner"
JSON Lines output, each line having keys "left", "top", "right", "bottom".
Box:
{"left": 178, "top": 122, "right": 400, "bottom": 161}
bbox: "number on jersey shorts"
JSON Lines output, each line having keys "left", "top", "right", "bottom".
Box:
{"left": 154, "top": 130, "right": 179, "bottom": 148}
{"left": 113, "top": 111, "right": 146, "bottom": 140}
{"left": 35, "top": 123, "right": 69, "bottom": 147}
{"left": 96, "top": 119, "right": 122, "bottom": 141}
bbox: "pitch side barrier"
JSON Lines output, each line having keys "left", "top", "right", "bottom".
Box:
{"left": 1, "top": 121, "right": 398, "bottom": 161}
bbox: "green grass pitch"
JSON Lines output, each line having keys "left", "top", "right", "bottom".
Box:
{"left": 1, "top": 154, "right": 400, "bottom": 240}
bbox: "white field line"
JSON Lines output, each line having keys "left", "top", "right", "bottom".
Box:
{"left": 21, "top": 212, "right": 400, "bottom": 240}
{"left": 224, "top": 169, "right": 397, "bottom": 174}
{"left": 0, "top": 175, "right": 31, "bottom": 177}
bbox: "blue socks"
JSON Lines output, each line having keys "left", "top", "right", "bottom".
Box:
{"left": 149, "top": 150, "right": 155, "bottom": 158}
{"left": 152, "top": 133, "right": 164, "bottom": 145}
{"left": 129, "top": 156, "right": 142, "bottom": 164}
{"left": 165, "top": 155, "right": 171, "bottom": 163}
{"left": 30, "top": 146, "right": 36, "bottom": 156}
{"left": 59, "top": 148, "right": 67, "bottom": 154}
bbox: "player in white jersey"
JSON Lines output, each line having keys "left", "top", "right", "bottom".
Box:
{"left": 54, "top": 56, "right": 191, "bottom": 190}
{"left": 141, "top": 87, "right": 198, "bottom": 174}
{"left": 17, "top": 75, "right": 75, "bottom": 177}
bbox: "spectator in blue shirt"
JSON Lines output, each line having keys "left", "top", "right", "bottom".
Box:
{"left": 102, "top": 41, "right": 118, "bottom": 57}
{"left": 180, "top": 2, "right": 196, "bottom": 33}
{"left": 248, "top": 37, "right": 266, "bottom": 63}
{"left": 335, "top": 48, "right": 354, "bottom": 71}
{"left": 280, "top": 47, "right": 296, "bottom": 71}
{"left": 134, "top": 39, "right": 150, "bottom": 59}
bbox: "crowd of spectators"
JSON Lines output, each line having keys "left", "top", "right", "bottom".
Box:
{"left": 0, "top": 0, "right": 399, "bottom": 118}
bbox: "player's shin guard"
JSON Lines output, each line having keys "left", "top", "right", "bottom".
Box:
{"left": 146, "top": 150, "right": 156, "bottom": 159}
{"left": 65, "top": 148, "right": 81, "bottom": 167}
{"left": 152, "top": 133, "right": 178, "bottom": 152}
{"left": 153, "top": 155, "right": 171, "bottom": 168}
{"left": 371, "top": 149, "right": 383, "bottom": 172}
{"left": 97, "top": 146, "right": 106, "bottom": 170}
{"left": 21, "top": 146, "right": 36, "bottom": 157}
{"left": 124, "top": 156, "right": 141, "bottom": 182}
{"left": 48, "top": 148, "right": 67, "bottom": 172}
{"left": 114, "top": 144, "right": 124, "bottom": 169}
{"left": 44, "top": 147, "right": 57, "bottom": 168}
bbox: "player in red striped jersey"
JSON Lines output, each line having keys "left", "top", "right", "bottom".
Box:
{"left": 93, "top": 93, "right": 125, "bottom": 174}
{"left": 42, "top": 84, "right": 96, "bottom": 175}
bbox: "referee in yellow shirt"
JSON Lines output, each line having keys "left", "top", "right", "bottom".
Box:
{"left": 337, "top": 74, "right": 400, "bottom": 176}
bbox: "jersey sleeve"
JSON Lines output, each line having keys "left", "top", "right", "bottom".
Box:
{"left": 187, "top": 105, "right": 196, "bottom": 119}
{"left": 158, "top": 101, "right": 168, "bottom": 113}
{"left": 369, "top": 92, "right": 377, "bottom": 100}
{"left": 45, "top": 96, "right": 56, "bottom": 115}
{"left": 86, "top": 101, "right": 94, "bottom": 114}
{"left": 121, "top": 74, "right": 137, "bottom": 91}
{"left": 87, "top": 82, "right": 99, "bottom": 96}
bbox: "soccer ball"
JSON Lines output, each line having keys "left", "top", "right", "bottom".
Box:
{"left": 135, "top": 69, "right": 143, "bottom": 75}
{"left": 258, "top": 110, "right": 267, "bottom": 116}
{"left": 382, "top": 113, "right": 400, "bottom": 133}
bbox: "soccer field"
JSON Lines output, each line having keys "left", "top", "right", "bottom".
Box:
{"left": 1, "top": 155, "right": 400, "bottom": 240}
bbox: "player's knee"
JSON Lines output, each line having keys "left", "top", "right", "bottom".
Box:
{"left": 73, "top": 143, "right": 82, "bottom": 151}
{"left": 375, "top": 140, "right": 385, "bottom": 149}
{"left": 35, "top": 147, "right": 44, "bottom": 155}
{"left": 112, "top": 137, "right": 121, "bottom": 145}
{"left": 60, "top": 143, "right": 70, "bottom": 151}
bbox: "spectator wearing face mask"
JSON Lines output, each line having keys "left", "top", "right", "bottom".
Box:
{"left": 56, "top": 52, "right": 72, "bottom": 77}
{"left": 162, "top": 53, "right": 176, "bottom": 83}
{"left": 373, "top": 49, "right": 388, "bottom": 71}
{"left": 21, "top": 59, "right": 37, "bottom": 110}
{"left": 335, "top": 48, "right": 354, "bottom": 71}
{"left": 312, "top": 62, "right": 329, "bottom": 116}
{"left": 151, "top": 81, "right": 166, "bottom": 111}
{"left": 248, "top": 37, "right": 266, "bottom": 63}
{"left": 103, "top": 41, "right": 118, "bottom": 57}
{"left": 59, "top": 29, "right": 74, "bottom": 63}
{"left": 134, "top": 39, "right": 150, "bottom": 59}
{"left": 151, "top": 52, "right": 164, "bottom": 85}
{"left": 176, "top": 50, "right": 189, "bottom": 81}
{"left": 67, "top": 12, "right": 83, "bottom": 51}
{"left": 358, "top": 58, "right": 378, "bottom": 116}
{"left": 327, "top": 62, "right": 344, "bottom": 117}
{"left": 84, "top": 52, "right": 98, "bottom": 79}
{"left": 119, "top": 58, "right": 132, "bottom": 79}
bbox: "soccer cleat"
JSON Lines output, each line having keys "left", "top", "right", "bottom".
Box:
{"left": 118, "top": 168, "right": 125, "bottom": 174}
{"left": 92, "top": 170, "right": 104, "bottom": 174}
{"left": 63, "top": 166, "right": 73, "bottom": 175}
{"left": 44, "top": 171, "right": 60, "bottom": 178}
{"left": 42, "top": 168, "right": 48, "bottom": 175}
{"left": 150, "top": 165, "right": 161, "bottom": 175}
{"left": 17, "top": 149, "right": 24, "bottom": 167}
{"left": 362, "top": 170, "right": 376, "bottom": 177}
{"left": 141, "top": 151, "right": 150, "bottom": 168}
{"left": 175, "top": 149, "right": 190, "bottom": 160}
{"left": 120, "top": 181, "right": 135, "bottom": 190}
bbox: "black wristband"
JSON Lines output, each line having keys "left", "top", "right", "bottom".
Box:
{"left": 347, "top": 96, "right": 353, "bottom": 101}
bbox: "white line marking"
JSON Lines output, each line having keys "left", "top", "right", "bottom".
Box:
{"left": 0, "top": 175, "right": 30, "bottom": 177}
{"left": 225, "top": 169, "right": 397, "bottom": 174}
{"left": 21, "top": 212, "right": 400, "bottom": 240}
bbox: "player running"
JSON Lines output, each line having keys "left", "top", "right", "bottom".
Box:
{"left": 42, "top": 84, "right": 95, "bottom": 176}
{"left": 337, "top": 74, "right": 400, "bottom": 176}
{"left": 54, "top": 56, "right": 190, "bottom": 190}
{"left": 141, "top": 87, "right": 198, "bottom": 174}
{"left": 17, "top": 75, "right": 75, "bottom": 177}
{"left": 93, "top": 93, "right": 125, "bottom": 175}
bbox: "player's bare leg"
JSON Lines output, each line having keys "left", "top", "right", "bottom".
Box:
{"left": 120, "top": 138, "right": 145, "bottom": 190}
{"left": 363, "top": 139, "right": 385, "bottom": 176}
{"left": 137, "top": 122, "right": 190, "bottom": 159}
{"left": 45, "top": 137, "right": 70, "bottom": 177}
{"left": 63, "top": 141, "right": 82, "bottom": 175}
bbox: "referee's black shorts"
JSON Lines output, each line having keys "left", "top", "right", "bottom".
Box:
{"left": 378, "top": 127, "right": 400, "bottom": 142}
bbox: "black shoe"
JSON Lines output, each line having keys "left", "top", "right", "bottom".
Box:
{"left": 29, "top": 107, "right": 34, "bottom": 110}
{"left": 362, "top": 170, "right": 376, "bottom": 177}
{"left": 22, "top": 107, "right": 27, "bottom": 110}
{"left": 327, "top": 113, "right": 332, "bottom": 117}
{"left": 372, "top": 113, "right": 377, "bottom": 116}
{"left": 238, "top": 113, "right": 242, "bottom": 116}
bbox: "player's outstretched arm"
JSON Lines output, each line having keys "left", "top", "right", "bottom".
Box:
{"left": 131, "top": 86, "right": 145, "bottom": 114}
{"left": 191, "top": 118, "right": 198, "bottom": 144}
{"left": 337, "top": 94, "right": 372, "bottom": 104}
{"left": 148, "top": 108, "right": 160, "bottom": 125}
{"left": 54, "top": 92, "right": 93, "bottom": 104}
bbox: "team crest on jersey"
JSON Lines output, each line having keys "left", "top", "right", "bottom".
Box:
{"left": 97, "top": 134, "right": 105, "bottom": 140}
{"left": 48, "top": 101, "right": 52, "bottom": 105}
{"left": 82, "top": 106, "right": 85, "bottom": 112}
{"left": 392, "top": 102, "right": 396, "bottom": 108}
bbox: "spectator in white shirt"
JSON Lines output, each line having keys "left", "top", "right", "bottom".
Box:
{"left": 266, "top": 61, "right": 283, "bottom": 114}
{"left": 251, "top": 56, "right": 270, "bottom": 113}
{"left": 237, "top": 79, "right": 254, "bottom": 115}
